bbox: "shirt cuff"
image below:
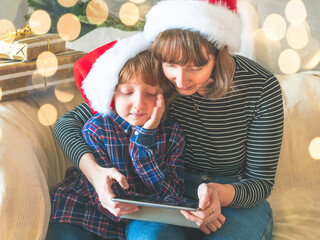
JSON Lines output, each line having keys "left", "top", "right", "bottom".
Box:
{"left": 131, "top": 126, "right": 157, "bottom": 147}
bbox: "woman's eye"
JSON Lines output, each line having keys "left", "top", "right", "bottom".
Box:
{"left": 146, "top": 92, "right": 157, "bottom": 96}
{"left": 190, "top": 66, "right": 203, "bottom": 71}
{"left": 165, "top": 63, "right": 176, "bottom": 68}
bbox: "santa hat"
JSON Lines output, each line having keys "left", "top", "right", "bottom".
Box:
{"left": 143, "top": 0, "right": 242, "bottom": 54}
{"left": 75, "top": 32, "right": 152, "bottom": 115}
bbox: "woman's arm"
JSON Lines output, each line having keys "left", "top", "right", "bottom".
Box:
{"left": 52, "top": 102, "right": 93, "bottom": 168}
{"left": 228, "top": 74, "right": 284, "bottom": 208}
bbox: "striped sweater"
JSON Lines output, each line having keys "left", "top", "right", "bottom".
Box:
{"left": 53, "top": 55, "right": 284, "bottom": 208}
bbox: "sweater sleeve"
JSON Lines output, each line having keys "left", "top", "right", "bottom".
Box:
{"left": 129, "top": 123, "right": 186, "bottom": 203}
{"left": 229, "top": 74, "right": 284, "bottom": 208}
{"left": 52, "top": 102, "right": 94, "bottom": 168}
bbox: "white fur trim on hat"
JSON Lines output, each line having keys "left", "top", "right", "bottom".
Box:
{"left": 143, "top": 0, "right": 242, "bottom": 53}
{"left": 82, "top": 33, "right": 152, "bottom": 115}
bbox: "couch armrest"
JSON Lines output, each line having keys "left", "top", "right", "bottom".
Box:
{"left": 0, "top": 86, "right": 84, "bottom": 240}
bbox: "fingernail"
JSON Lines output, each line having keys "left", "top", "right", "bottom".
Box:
{"left": 196, "top": 222, "right": 200, "bottom": 226}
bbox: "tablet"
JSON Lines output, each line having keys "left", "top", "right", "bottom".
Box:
{"left": 112, "top": 195, "right": 199, "bottom": 211}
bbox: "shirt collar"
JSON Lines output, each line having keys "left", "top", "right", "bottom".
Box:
{"left": 110, "top": 112, "right": 133, "bottom": 135}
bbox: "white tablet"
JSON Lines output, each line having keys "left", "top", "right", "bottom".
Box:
{"left": 112, "top": 195, "right": 200, "bottom": 228}
{"left": 112, "top": 195, "right": 199, "bottom": 211}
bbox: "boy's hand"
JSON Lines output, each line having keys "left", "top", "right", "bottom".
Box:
{"left": 143, "top": 94, "right": 165, "bottom": 129}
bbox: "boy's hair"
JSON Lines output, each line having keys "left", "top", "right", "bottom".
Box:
{"left": 152, "top": 29, "right": 235, "bottom": 99}
{"left": 118, "top": 50, "right": 175, "bottom": 106}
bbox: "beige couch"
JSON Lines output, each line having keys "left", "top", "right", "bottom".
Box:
{"left": 0, "top": 72, "right": 320, "bottom": 240}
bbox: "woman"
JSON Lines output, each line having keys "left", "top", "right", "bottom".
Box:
{"left": 53, "top": 0, "right": 283, "bottom": 239}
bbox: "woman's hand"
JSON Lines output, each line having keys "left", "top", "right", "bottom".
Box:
{"left": 143, "top": 94, "right": 165, "bottom": 129}
{"left": 79, "top": 153, "right": 139, "bottom": 217}
{"left": 181, "top": 183, "right": 229, "bottom": 234}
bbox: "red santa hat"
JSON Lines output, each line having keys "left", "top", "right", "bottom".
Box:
{"left": 74, "top": 32, "right": 152, "bottom": 115}
{"left": 74, "top": 0, "right": 242, "bottom": 115}
{"left": 143, "top": 0, "right": 242, "bottom": 54}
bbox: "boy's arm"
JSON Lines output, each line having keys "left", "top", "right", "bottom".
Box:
{"left": 129, "top": 123, "right": 186, "bottom": 202}
{"left": 82, "top": 121, "right": 139, "bottom": 220}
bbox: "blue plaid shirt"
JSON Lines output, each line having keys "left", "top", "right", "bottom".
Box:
{"left": 50, "top": 113, "right": 187, "bottom": 239}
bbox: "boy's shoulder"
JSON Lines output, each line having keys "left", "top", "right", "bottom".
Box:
{"left": 83, "top": 113, "right": 114, "bottom": 131}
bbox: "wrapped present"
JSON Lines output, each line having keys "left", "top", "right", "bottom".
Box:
{"left": 0, "top": 49, "right": 86, "bottom": 101}
{"left": 0, "top": 33, "right": 66, "bottom": 61}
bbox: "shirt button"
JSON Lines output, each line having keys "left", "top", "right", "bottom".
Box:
{"left": 134, "top": 131, "right": 139, "bottom": 135}
{"left": 124, "top": 129, "right": 128, "bottom": 133}
{"left": 202, "top": 175, "right": 208, "bottom": 181}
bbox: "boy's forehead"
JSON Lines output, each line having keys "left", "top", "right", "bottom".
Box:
{"left": 118, "top": 78, "right": 159, "bottom": 88}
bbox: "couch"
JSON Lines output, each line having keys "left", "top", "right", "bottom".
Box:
{"left": 0, "top": 71, "right": 320, "bottom": 239}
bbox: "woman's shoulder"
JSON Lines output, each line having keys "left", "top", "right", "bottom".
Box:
{"left": 233, "top": 55, "right": 275, "bottom": 79}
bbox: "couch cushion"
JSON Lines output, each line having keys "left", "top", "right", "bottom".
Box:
{"left": 269, "top": 71, "right": 320, "bottom": 239}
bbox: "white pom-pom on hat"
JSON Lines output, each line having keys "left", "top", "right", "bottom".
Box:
{"left": 82, "top": 32, "right": 152, "bottom": 115}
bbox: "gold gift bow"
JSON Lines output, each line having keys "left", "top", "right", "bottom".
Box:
{"left": 14, "top": 25, "right": 50, "bottom": 90}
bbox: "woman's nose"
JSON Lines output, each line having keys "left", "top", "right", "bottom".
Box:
{"left": 174, "top": 68, "right": 188, "bottom": 88}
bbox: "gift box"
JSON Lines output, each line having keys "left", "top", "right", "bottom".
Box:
{"left": 0, "top": 49, "right": 86, "bottom": 101}
{"left": 0, "top": 33, "right": 66, "bottom": 61}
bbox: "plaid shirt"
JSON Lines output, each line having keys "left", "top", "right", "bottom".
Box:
{"left": 50, "top": 113, "right": 187, "bottom": 239}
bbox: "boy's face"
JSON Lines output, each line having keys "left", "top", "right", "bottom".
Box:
{"left": 114, "top": 77, "right": 162, "bottom": 126}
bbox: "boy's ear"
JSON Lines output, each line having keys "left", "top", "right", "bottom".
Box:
{"left": 73, "top": 41, "right": 117, "bottom": 114}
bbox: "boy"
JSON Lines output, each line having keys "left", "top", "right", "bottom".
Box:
{"left": 47, "top": 34, "right": 187, "bottom": 240}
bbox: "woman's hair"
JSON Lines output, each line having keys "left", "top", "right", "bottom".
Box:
{"left": 118, "top": 50, "right": 174, "bottom": 105}
{"left": 152, "top": 29, "right": 235, "bottom": 98}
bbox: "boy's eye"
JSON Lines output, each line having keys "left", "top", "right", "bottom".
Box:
{"left": 120, "top": 90, "right": 133, "bottom": 95}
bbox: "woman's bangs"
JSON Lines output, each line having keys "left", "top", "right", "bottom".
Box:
{"left": 153, "top": 30, "right": 210, "bottom": 66}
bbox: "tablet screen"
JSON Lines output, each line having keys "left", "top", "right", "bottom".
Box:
{"left": 112, "top": 195, "right": 199, "bottom": 211}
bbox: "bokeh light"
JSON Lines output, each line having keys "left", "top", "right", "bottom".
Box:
{"left": 37, "top": 104, "right": 58, "bottom": 126}
{"left": 119, "top": 3, "right": 139, "bottom": 26}
{"left": 304, "top": 50, "right": 320, "bottom": 70}
{"left": 263, "top": 14, "right": 286, "bottom": 41}
{"left": 86, "top": 0, "right": 109, "bottom": 25}
{"left": 130, "top": 0, "right": 146, "bottom": 4}
{"left": 286, "top": 23, "right": 309, "bottom": 50}
{"left": 309, "top": 137, "right": 320, "bottom": 160}
{"left": 29, "top": 10, "right": 51, "bottom": 35}
{"left": 0, "top": 19, "right": 15, "bottom": 44}
{"left": 285, "top": 0, "right": 307, "bottom": 24}
{"left": 57, "top": 0, "right": 78, "bottom": 8}
{"left": 238, "top": 1, "right": 260, "bottom": 31}
{"left": 281, "top": 188, "right": 314, "bottom": 224}
{"left": 36, "top": 51, "right": 58, "bottom": 77}
{"left": 278, "top": 49, "right": 301, "bottom": 74}
{"left": 54, "top": 87, "right": 75, "bottom": 103}
{"left": 0, "top": 87, "right": 2, "bottom": 101}
{"left": 57, "top": 13, "right": 81, "bottom": 41}
{"left": 252, "top": 28, "right": 281, "bottom": 71}
{"left": 31, "top": 70, "right": 45, "bottom": 90}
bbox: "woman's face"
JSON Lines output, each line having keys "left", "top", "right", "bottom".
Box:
{"left": 162, "top": 53, "right": 215, "bottom": 96}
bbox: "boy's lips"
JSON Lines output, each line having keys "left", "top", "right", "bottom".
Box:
{"left": 130, "top": 113, "right": 147, "bottom": 118}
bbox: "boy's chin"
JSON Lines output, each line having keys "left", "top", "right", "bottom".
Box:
{"left": 127, "top": 119, "right": 146, "bottom": 127}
